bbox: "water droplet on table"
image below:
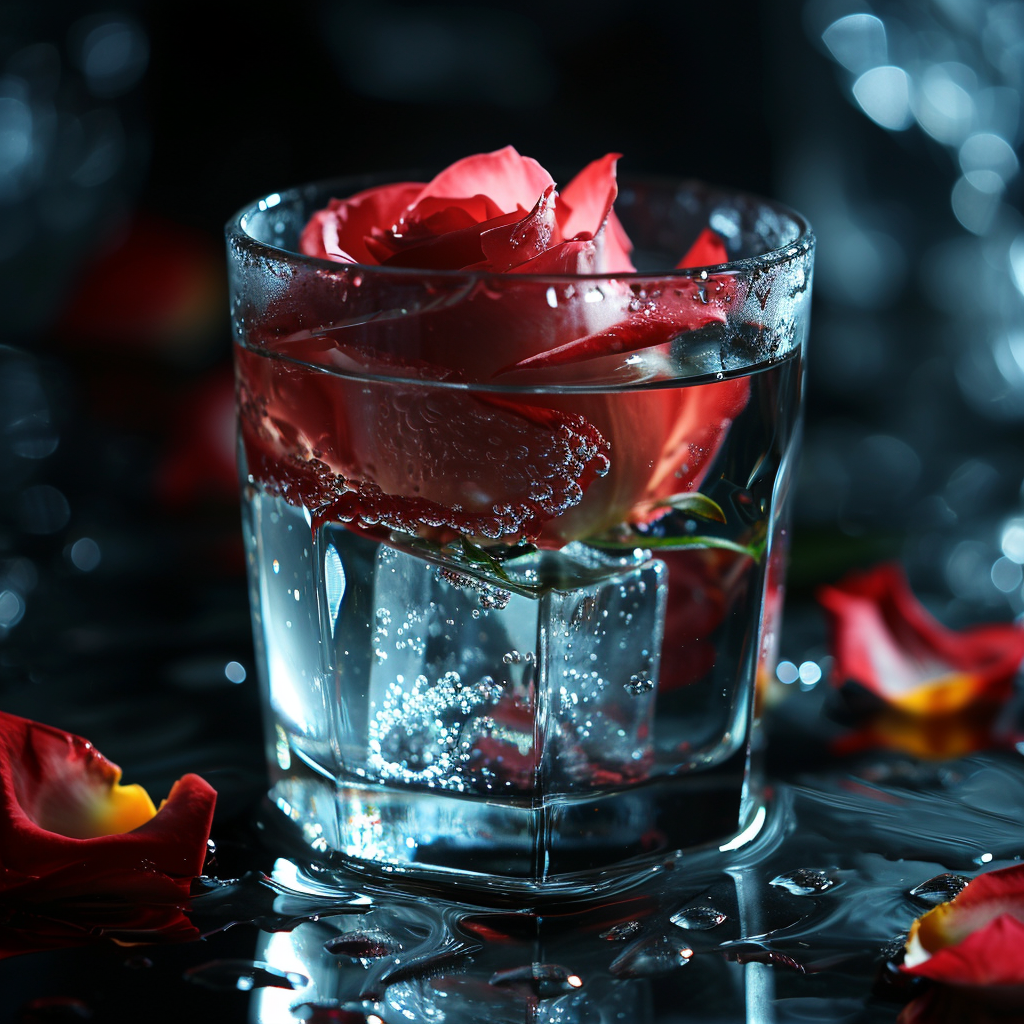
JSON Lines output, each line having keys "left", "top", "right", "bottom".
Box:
{"left": 770, "top": 868, "right": 837, "bottom": 895}
{"left": 671, "top": 906, "right": 728, "bottom": 930}
{"left": 908, "top": 872, "right": 969, "bottom": 904}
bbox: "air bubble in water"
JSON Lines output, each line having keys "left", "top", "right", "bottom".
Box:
{"left": 623, "top": 672, "right": 655, "bottom": 696}
{"left": 608, "top": 936, "right": 693, "bottom": 977}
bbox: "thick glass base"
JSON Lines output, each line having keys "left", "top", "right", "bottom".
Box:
{"left": 267, "top": 742, "right": 762, "bottom": 894}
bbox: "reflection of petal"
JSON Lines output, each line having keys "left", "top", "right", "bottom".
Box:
{"left": 819, "top": 563, "right": 1024, "bottom": 716}
{"left": 903, "top": 863, "right": 1024, "bottom": 989}
{"left": 832, "top": 705, "right": 1000, "bottom": 760}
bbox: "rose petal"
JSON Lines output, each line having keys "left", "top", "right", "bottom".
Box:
{"left": 0, "top": 712, "right": 215, "bottom": 898}
{"left": 819, "top": 564, "right": 1024, "bottom": 715}
{"left": 557, "top": 153, "right": 636, "bottom": 274}
{"left": 678, "top": 228, "right": 729, "bottom": 269}
{"left": 378, "top": 209, "right": 523, "bottom": 270}
{"left": 500, "top": 273, "right": 736, "bottom": 372}
{"left": 477, "top": 185, "right": 561, "bottom": 272}
{"left": 299, "top": 182, "right": 424, "bottom": 264}
{"left": 405, "top": 145, "right": 554, "bottom": 221}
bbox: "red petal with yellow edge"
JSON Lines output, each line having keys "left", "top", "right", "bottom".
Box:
{"left": 0, "top": 711, "right": 215, "bottom": 899}
{"left": 903, "top": 864, "right": 1024, "bottom": 989}
{"left": 819, "top": 563, "right": 1024, "bottom": 715}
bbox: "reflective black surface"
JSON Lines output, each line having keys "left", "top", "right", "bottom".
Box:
{"left": 3, "top": 333, "right": 1023, "bottom": 1023}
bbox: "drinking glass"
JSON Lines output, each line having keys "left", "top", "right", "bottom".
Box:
{"left": 226, "top": 175, "right": 813, "bottom": 890}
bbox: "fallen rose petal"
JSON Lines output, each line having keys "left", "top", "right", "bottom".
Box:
{"left": 0, "top": 711, "right": 215, "bottom": 906}
{"left": 819, "top": 563, "right": 1024, "bottom": 716}
{"left": 902, "top": 863, "right": 1024, "bottom": 992}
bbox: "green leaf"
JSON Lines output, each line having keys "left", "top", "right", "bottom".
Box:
{"left": 589, "top": 534, "right": 762, "bottom": 559}
{"left": 654, "top": 492, "right": 727, "bottom": 523}
{"left": 449, "top": 536, "right": 512, "bottom": 584}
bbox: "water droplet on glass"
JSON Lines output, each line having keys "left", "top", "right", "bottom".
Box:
{"left": 908, "top": 873, "right": 970, "bottom": 905}
{"left": 671, "top": 906, "right": 728, "bottom": 930}
{"left": 770, "top": 869, "right": 838, "bottom": 895}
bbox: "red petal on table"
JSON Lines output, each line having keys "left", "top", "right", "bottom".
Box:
{"left": 903, "top": 864, "right": 1024, "bottom": 988}
{"left": 678, "top": 228, "right": 729, "bottom": 269}
{"left": 818, "top": 563, "right": 1024, "bottom": 715}
{"left": 405, "top": 145, "right": 554, "bottom": 221}
{"left": 0, "top": 712, "right": 215, "bottom": 898}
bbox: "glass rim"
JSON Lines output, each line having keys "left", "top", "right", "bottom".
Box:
{"left": 226, "top": 171, "right": 815, "bottom": 284}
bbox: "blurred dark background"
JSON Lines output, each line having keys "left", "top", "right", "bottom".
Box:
{"left": 1, "top": 0, "right": 1023, "bottom": 739}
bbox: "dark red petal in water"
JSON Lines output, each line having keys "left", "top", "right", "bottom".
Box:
{"left": 237, "top": 356, "right": 611, "bottom": 545}
{"left": 659, "top": 549, "right": 749, "bottom": 693}
{"left": 500, "top": 275, "right": 737, "bottom": 373}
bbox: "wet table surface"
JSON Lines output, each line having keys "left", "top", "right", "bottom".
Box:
{"left": 1, "top": 344, "right": 1019, "bottom": 1024}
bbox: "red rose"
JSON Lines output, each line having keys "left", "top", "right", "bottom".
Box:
{"left": 0, "top": 712, "right": 216, "bottom": 957}
{"left": 237, "top": 147, "right": 750, "bottom": 549}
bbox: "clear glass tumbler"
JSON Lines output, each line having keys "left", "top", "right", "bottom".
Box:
{"left": 226, "top": 175, "right": 813, "bottom": 889}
